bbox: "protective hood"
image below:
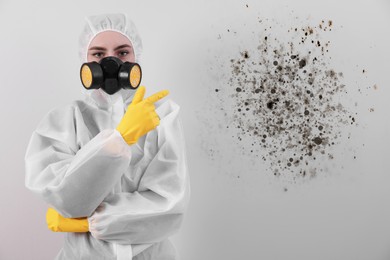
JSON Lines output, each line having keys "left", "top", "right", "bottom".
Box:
{"left": 78, "top": 13, "right": 143, "bottom": 109}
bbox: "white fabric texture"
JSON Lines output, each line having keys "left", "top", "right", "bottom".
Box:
{"left": 24, "top": 13, "right": 190, "bottom": 260}
{"left": 79, "top": 13, "right": 143, "bottom": 63}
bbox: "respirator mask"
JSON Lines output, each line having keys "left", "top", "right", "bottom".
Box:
{"left": 80, "top": 56, "right": 142, "bottom": 95}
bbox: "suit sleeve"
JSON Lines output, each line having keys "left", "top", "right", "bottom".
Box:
{"left": 25, "top": 104, "right": 132, "bottom": 218}
{"left": 87, "top": 100, "right": 191, "bottom": 244}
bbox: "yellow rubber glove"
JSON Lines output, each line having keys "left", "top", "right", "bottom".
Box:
{"left": 46, "top": 207, "right": 89, "bottom": 232}
{"left": 116, "top": 86, "right": 169, "bottom": 145}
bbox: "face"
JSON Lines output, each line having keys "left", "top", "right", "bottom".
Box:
{"left": 87, "top": 31, "right": 135, "bottom": 63}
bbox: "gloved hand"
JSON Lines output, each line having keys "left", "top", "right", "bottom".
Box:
{"left": 116, "top": 86, "right": 169, "bottom": 145}
{"left": 46, "top": 207, "right": 89, "bottom": 232}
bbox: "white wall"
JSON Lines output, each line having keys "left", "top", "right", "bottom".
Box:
{"left": 1, "top": 0, "right": 390, "bottom": 259}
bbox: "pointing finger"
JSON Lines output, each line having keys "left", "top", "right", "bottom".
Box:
{"left": 144, "top": 89, "right": 169, "bottom": 104}
{"left": 131, "top": 86, "right": 146, "bottom": 104}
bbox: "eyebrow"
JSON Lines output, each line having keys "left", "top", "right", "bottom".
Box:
{"left": 88, "top": 44, "right": 132, "bottom": 51}
{"left": 89, "top": 46, "right": 106, "bottom": 51}
{"left": 114, "top": 44, "right": 132, "bottom": 51}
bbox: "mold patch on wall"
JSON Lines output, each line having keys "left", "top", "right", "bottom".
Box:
{"left": 196, "top": 14, "right": 367, "bottom": 186}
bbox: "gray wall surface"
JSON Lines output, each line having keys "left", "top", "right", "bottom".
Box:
{"left": 1, "top": 0, "right": 390, "bottom": 259}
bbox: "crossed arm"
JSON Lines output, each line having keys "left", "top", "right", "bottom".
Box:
{"left": 25, "top": 98, "right": 190, "bottom": 244}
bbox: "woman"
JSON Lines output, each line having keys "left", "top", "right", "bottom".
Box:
{"left": 24, "top": 13, "right": 190, "bottom": 260}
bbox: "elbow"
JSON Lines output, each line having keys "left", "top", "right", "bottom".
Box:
{"left": 48, "top": 201, "right": 91, "bottom": 219}
{"left": 43, "top": 189, "right": 96, "bottom": 218}
{"left": 26, "top": 184, "right": 95, "bottom": 218}
{"left": 56, "top": 204, "right": 94, "bottom": 219}
{"left": 24, "top": 182, "right": 87, "bottom": 218}
{"left": 55, "top": 197, "right": 98, "bottom": 218}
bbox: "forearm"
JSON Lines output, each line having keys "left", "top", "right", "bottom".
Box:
{"left": 26, "top": 129, "right": 132, "bottom": 218}
{"left": 87, "top": 189, "right": 188, "bottom": 244}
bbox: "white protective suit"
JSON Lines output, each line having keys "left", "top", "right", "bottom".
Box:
{"left": 24, "top": 13, "right": 190, "bottom": 260}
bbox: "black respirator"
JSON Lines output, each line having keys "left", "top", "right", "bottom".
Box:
{"left": 80, "top": 56, "right": 142, "bottom": 95}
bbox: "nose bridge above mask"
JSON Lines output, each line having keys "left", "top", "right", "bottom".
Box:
{"left": 80, "top": 56, "right": 142, "bottom": 95}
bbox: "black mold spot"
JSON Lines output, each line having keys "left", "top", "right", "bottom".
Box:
{"left": 313, "top": 137, "right": 323, "bottom": 145}
{"left": 202, "top": 18, "right": 359, "bottom": 183}
{"left": 299, "top": 59, "right": 307, "bottom": 69}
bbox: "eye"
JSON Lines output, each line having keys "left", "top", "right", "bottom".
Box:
{"left": 118, "top": 50, "right": 129, "bottom": 57}
{"left": 92, "top": 52, "right": 104, "bottom": 58}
